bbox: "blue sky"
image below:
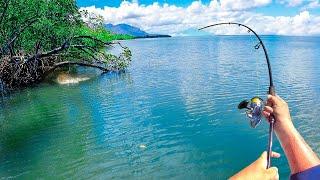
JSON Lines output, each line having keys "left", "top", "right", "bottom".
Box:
{"left": 77, "top": 0, "right": 320, "bottom": 36}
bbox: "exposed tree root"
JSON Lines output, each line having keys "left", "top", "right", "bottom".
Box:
{"left": 0, "top": 43, "right": 130, "bottom": 95}
{"left": 0, "top": 56, "right": 114, "bottom": 92}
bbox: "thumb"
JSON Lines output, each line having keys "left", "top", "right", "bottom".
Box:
{"left": 266, "top": 167, "right": 279, "bottom": 179}
{"left": 260, "top": 151, "right": 268, "bottom": 159}
{"left": 258, "top": 151, "right": 268, "bottom": 168}
{"left": 267, "top": 95, "right": 280, "bottom": 107}
{"left": 267, "top": 167, "right": 278, "bottom": 174}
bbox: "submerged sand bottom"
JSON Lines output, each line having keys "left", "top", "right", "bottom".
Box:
{"left": 56, "top": 73, "right": 90, "bottom": 85}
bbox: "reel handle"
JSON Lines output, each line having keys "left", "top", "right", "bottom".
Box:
{"left": 267, "top": 86, "right": 276, "bottom": 169}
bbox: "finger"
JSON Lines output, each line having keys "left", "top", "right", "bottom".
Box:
{"left": 267, "top": 95, "right": 280, "bottom": 106}
{"left": 276, "top": 95, "right": 286, "bottom": 103}
{"left": 267, "top": 167, "right": 278, "bottom": 176}
{"left": 262, "top": 111, "right": 270, "bottom": 118}
{"left": 264, "top": 106, "right": 273, "bottom": 114}
{"left": 267, "top": 167, "right": 279, "bottom": 180}
{"left": 260, "top": 151, "right": 281, "bottom": 167}
{"left": 260, "top": 151, "right": 280, "bottom": 159}
{"left": 271, "top": 152, "right": 281, "bottom": 158}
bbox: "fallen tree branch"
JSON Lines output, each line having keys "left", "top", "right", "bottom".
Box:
{"left": 25, "top": 36, "right": 117, "bottom": 62}
{"left": 48, "top": 61, "right": 109, "bottom": 72}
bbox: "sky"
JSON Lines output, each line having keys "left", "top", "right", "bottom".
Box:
{"left": 77, "top": 0, "right": 320, "bottom": 36}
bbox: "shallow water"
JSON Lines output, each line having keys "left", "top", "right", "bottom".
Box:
{"left": 1, "top": 36, "right": 319, "bottom": 179}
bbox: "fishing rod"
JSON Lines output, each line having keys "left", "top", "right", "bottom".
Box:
{"left": 199, "top": 22, "right": 276, "bottom": 169}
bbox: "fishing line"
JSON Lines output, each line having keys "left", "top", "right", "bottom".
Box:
{"left": 199, "top": 22, "right": 276, "bottom": 169}
{"left": 246, "top": 32, "right": 264, "bottom": 128}
{"left": 248, "top": 31, "right": 263, "bottom": 98}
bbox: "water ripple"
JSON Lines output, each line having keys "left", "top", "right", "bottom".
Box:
{"left": 0, "top": 36, "right": 319, "bottom": 179}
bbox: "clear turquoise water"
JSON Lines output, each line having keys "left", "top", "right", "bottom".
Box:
{"left": 0, "top": 36, "right": 319, "bottom": 179}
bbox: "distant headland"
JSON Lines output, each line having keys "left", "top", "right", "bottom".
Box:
{"left": 105, "top": 23, "right": 171, "bottom": 39}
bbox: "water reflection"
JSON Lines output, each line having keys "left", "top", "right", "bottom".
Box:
{"left": 0, "top": 36, "right": 319, "bottom": 179}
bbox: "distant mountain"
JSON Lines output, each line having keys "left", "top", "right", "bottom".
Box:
{"left": 105, "top": 23, "right": 171, "bottom": 38}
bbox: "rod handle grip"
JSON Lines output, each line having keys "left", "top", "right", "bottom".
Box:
{"left": 269, "top": 86, "right": 275, "bottom": 96}
{"left": 267, "top": 85, "right": 276, "bottom": 169}
{"left": 267, "top": 117, "right": 275, "bottom": 169}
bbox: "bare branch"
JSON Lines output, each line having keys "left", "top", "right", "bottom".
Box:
{"left": 26, "top": 36, "right": 121, "bottom": 62}
{"left": 50, "top": 61, "right": 109, "bottom": 72}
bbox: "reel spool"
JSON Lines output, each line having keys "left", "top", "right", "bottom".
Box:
{"left": 238, "top": 97, "right": 264, "bottom": 128}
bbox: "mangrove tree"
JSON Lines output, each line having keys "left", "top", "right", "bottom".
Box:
{"left": 0, "top": 0, "right": 132, "bottom": 93}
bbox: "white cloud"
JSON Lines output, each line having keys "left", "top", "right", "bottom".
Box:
{"left": 278, "top": 0, "right": 304, "bottom": 7}
{"left": 221, "top": 0, "right": 272, "bottom": 10}
{"left": 303, "top": 0, "right": 320, "bottom": 9}
{"left": 278, "top": 0, "right": 320, "bottom": 9}
{"left": 80, "top": 1, "right": 320, "bottom": 36}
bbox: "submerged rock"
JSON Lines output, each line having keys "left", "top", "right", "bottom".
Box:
{"left": 56, "top": 73, "right": 90, "bottom": 85}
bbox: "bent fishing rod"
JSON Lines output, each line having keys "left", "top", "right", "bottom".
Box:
{"left": 199, "top": 22, "right": 276, "bottom": 169}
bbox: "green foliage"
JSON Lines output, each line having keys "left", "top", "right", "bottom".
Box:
{"left": 78, "top": 26, "right": 134, "bottom": 42}
{"left": 0, "top": 0, "right": 82, "bottom": 54}
{"left": 0, "top": 0, "right": 132, "bottom": 70}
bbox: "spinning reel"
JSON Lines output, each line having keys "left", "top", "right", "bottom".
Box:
{"left": 238, "top": 97, "right": 264, "bottom": 128}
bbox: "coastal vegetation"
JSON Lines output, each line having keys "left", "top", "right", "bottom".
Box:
{"left": 0, "top": 0, "right": 132, "bottom": 94}
{"left": 105, "top": 23, "right": 171, "bottom": 38}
